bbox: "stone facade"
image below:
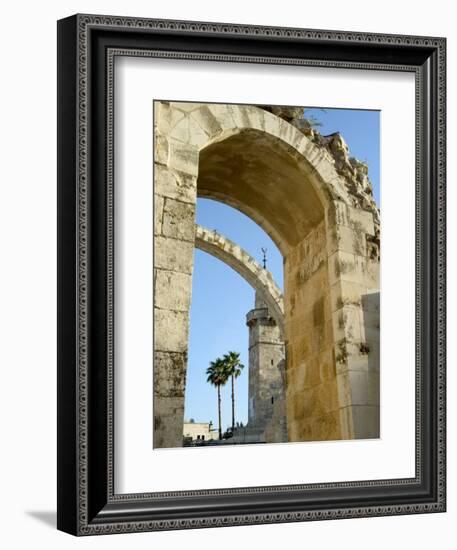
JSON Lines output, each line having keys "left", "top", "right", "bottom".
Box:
{"left": 153, "top": 104, "right": 197, "bottom": 449}
{"left": 245, "top": 293, "right": 287, "bottom": 443}
{"left": 153, "top": 101, "right": 380, "bottom": 448}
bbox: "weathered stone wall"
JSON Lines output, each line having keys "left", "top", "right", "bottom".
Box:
{"left": 326, "top": 201, "right": 380, "bottom": 438}
{"left": 263, "top": 384, "right": 288, "bottom": 444}
{"left": 284, "top": 203, "right": 380, "bottom": 441}
{"left": 153, "top": 103, "right": 197, "bottom": 448}
{"left": 153, "top": 100, "right": 380, "bottom": 448}
{"left": 284, "top": 220, "right": 341, "bottom": 441}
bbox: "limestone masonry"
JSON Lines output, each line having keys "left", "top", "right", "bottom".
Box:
{"left": 154, "top": 101, "right": 380, "bottom": 448}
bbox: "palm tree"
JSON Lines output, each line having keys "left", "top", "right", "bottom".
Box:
{"left": 206, "top": 358, "right": 228, "bottom": 440}
{"left": 223, "top": 351, "right": 245, "bottom": 431}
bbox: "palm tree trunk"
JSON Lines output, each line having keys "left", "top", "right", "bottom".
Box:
{"left": 231, "top": 375, "right": 235, "bottom": 431}
{"left": 217, "top": 385, "right": 222, "bottom": 439}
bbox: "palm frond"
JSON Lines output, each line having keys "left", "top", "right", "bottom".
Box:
{"left": 206, "top": 357, "right": 229, "bottom": 386}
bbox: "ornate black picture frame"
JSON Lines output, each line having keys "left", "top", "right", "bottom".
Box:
{"left": 57, "top": 14, "right": 446, "bottom": 535}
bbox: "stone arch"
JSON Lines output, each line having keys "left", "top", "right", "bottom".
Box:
{"left": 162, "top": 102, "right": 353, "bottom": 254}
{"left": 154, "top": 101, "right": 380, "bottom": 448}
{"left": 195, "top": 224, "right": 284, "bottom": 334}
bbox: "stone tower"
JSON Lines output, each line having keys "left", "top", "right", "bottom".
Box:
{"left": 245, "top": 292, "right": 287, "bottom": 442}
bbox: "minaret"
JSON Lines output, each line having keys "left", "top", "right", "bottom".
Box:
{"left": 246, "top": 291, "right": 286, "bottom": 441}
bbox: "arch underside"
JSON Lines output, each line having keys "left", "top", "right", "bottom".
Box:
{"left": 198, "top": 130, "right": 327, "bottom": 256}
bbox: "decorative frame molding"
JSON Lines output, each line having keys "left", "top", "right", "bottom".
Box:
{"left": 57, "top": 14, "right": 446, "bottom": 535}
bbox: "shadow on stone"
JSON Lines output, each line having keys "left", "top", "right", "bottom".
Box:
{"left": 361, "top": 290, "right": 380, "bottom": 438}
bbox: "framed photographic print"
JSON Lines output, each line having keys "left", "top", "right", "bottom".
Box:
{"left": 57, "top": 14, "right": 446, "bottom": 535}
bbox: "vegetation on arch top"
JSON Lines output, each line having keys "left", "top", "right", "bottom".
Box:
{"left": 259, "top": 105, "right": 380, "bottom": 225}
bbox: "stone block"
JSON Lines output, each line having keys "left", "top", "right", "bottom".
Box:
{"left": 313, "top": 296, "right": 325, "bottom": 327}
{"left": 316, "top": 379, "right": 340, "bottom": 413}
{"left": 328, "top": 201, "right": 375, "bottom": 237}
{"left": 343, "top": 345, "right": 370, "bottom": 373}
{"left": 154, "top": 269, "right": 192, "bottom": 312}
{"left": 318, "top": 348, "right": 337, "bottom": 382}
{"left": 287, "top": 362, "right": 306, "bottom": 393}
{"left": 288, "top": 336, "right": 309, "bottom": 366}
{"left": 155, "top": 164, "right": 197, "bottom": 205}
{"left": 336, "top": 371, "right": 353, "bottom": 409}
{"left": 154, "top": 195, "right": 164, "bottom": 236}
{"left": 190, "top": 105, "right": 223, "bottom": 137}
{"left": 328, "top": 250, "right": 354, "bottom": 286}
{"left": 278, "top": 119, "right": 303, "bottom": 150}
{"left": 365, "top": 258, "right": 380, "bottom": 290}
{"left": 319, "top": 319, "right": 334, "bottom": 353}
{"left": 229, "top": 104, "right": 258, "bottom": 130}
{"left": 291, "top": 389, "right": 306, "bottom": 422}
{"left": 247, "top": 106, "right": 267, "bottom": 131}
{"left": 170, "top": 115, "right": 210, "bottom": 147}
{"left": 311, "top": 410, "right": 341, "bottom": 441}
{"left": 329, "top": 280, "right": 367, "bottom": 313}
{"left": 154, "top": 101, "right": 172, "bottom": 136}
{"left": 298, "top": 139, "right": 325, "bottom": 170}
{"left": 347, "top": 205, "right": 376, "bottom": 236}
{"left": 206, "top": 104, "right": 237, "bottom": 131}
{"left": 328, "top": 225, "right": 368, "bottom": 257}
{"left": 300, "top": 387, "right": 324, "bottom": 419}
{"left": 294, "top": 252, "right": 326, "bottom": 286}
{"left": 153, "top": 395, "right": 185, "bottom": 448}
{"left": 155, "top": 102, "right": 188, "bottom": 133}
{"left": 326, "top": 225, "right": 340, "bottom": 257}
{"left": 303, "top": 358, "right": 321, "bottom": 389}
{"left": 332, "top": 304, "right": 364, "bottom": 344}
{"left": 167, "top": 140, "right": 199, "bottom": 176}
{"left": 154, "top": 308, "right": 189, "bottom": 353}
{"left": 327, "top": 200, "right": 350, "bottom": 228}
{"left": 154, "top": 235, "right": 194, "bottom": 275}
{"left": 262, "top": 110, "right": 281, "bottom": 137}
{"left": 312, "top": 155, "right": 340, "bottom": 186}
{"left": 305, "top": 316, "right": 332, "bottom": 356}
{"left": 328, "top": 250, "right": 370, "bottom": 287}
{"left": 288, "top": 419, "right": 312, "bottom": 442}
{"left": 153, "top": 351, "right": 187, "bottom": 398}
{"left": 170, "top": 101, "right": 202, "bottom": 113}
{"left": 154, "top": 134, "right": 169, "bottom": 165}
{"left": 339, "top": 406, "right": 354, "bottom": 439}
{"left": 169, "top": 116, "right": 190, "bottom": 144}
{"left": 161, "top": 198, "right": 195, "bottom": 242}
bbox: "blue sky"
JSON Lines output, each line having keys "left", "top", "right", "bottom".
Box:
{"left": 183, "top": 107, "right": 380, "bottom": 432}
